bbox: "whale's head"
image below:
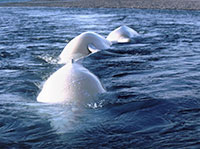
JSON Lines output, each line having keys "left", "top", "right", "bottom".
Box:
{"left": 107, "top": 25, "right": 139, "bottom": 43}
{"left": 37, "top": 61, "right": 106, "bottom": 104}
{"left": 59, "top": 32, "right": 111, "bottom": 64}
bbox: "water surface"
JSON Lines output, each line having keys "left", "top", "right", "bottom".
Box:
{"left": 0, "top": 0, "right": 32, "bottom": 3}
{"left": 0, "top": 7, "right": 200, "bottom": 148}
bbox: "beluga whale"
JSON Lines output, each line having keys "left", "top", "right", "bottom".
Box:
{"left": 107, "top": 25, "right": 139, "bottom": 43}
{"left": 37, "top": 60, "right": 105, "bottom": 104}
{"left": 59, "top": 32, "right": 111, "bottom": 64}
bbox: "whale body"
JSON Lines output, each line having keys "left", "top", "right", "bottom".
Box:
{"left": 107, "top": 25, "right": 139, "bottom": 43}
{"left": 37, "top": 61, "right": 105, "bottom": 104}
{"left": 59, "top": 32, "right": 111, "bottom": 64}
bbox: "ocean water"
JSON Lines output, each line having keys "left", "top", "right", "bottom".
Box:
{"left": 0, "top": 0, "right": 31, "bottom": 3}
{"left": 0, "top": 7, "right": 200, "bottom": 148}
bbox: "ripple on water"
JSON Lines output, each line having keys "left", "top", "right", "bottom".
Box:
{"left": 0, "top": 7, "right": 200, "bottom": 148}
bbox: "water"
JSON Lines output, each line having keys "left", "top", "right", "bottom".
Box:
{"left": 0, "top": 0, "right": 32, "bottom": 3}
{"left": 0, "top": 7, "right": 200, "bottom": 148}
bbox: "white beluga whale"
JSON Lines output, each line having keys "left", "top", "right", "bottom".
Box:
{"left": 107, "top": 25, "right": 139, "bottom": 43}
{"left": 59, "top": 32, "right": 111, "bottom": 64}
{"left": 37, "top": 60, "right": 105, "bottom": 104}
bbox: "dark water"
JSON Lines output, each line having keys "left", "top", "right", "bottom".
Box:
{"left": 1, "top": 7, "right": 200, "bottom": 148}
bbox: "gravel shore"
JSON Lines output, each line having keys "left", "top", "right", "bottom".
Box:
{"left": 0, "top": 0, "right": 200, "bottom": 10}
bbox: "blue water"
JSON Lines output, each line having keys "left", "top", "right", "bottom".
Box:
{"left": 0, "top": 7, "right": 200, "bottom": 148}
{"left": 0, "top": 0, "right": 31, "bottom": 3}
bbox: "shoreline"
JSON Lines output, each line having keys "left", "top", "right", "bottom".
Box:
{"left": 0, "top": 0, "right": 200, "bottom": 10}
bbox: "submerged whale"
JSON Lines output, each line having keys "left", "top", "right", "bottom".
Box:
{"left": 37, "top": 61, "right": 105, "bottom": 104}
{"left": 59, "top": 32, "right": 111, "bottom": 64}
{"left": 107, "top": 25, "right": 139, "bottom": 43}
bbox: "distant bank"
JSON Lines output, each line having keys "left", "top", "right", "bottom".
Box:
{"left": 0, "top": 0, "right": 200, "bottom": 10}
